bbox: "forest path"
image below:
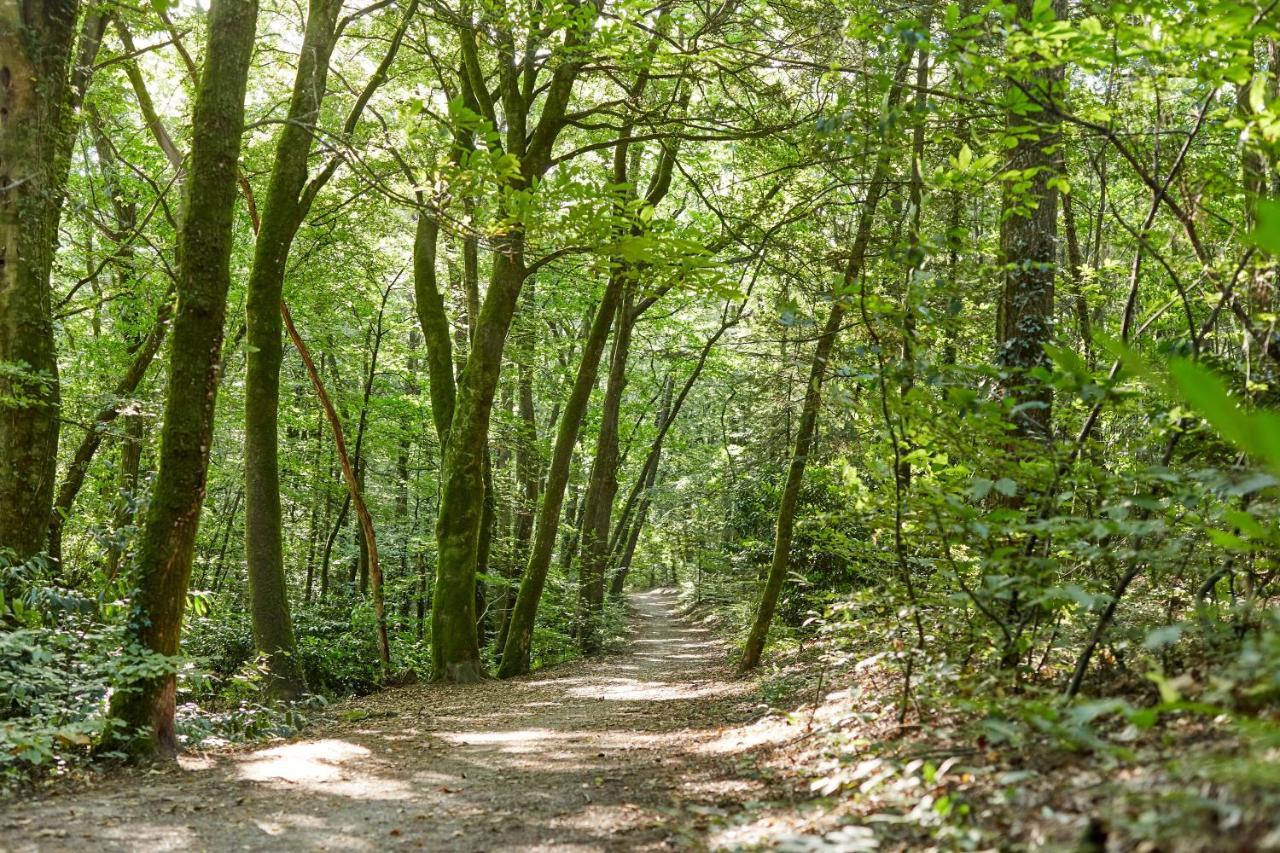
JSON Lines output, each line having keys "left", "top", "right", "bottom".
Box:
{"left": 3, "top": 590, "right": 778, "bottom": 852}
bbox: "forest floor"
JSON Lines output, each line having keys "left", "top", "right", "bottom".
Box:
{"left": 0, "top": 590, "right": 817, "bottom": 852}
{"left": 5, "top": 589, "right": 1271, "bottom": 851}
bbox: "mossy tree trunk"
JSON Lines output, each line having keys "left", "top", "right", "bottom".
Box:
{"left": 242, "top": 0, "right": 343, "bottom": 700}
{"left": 431, "top": 242, "right": 527, "bottom": 681}
{"left": 107, "top": 0, "right": 259, "bottom": 758}
{"left": 497, "top": 271, "right": 624, "bottom": 677}
{"left": 429, "top": 5, "right": 595, "bottom": 681}
{"left": 0, "top": 0, "right": 86, "bottom": 594}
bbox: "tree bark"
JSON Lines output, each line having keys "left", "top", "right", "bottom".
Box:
{"left": 107, "top": 0, "right": 259, "bottom": 758}
{"left": 740, "top": 51, "right": 913, "bottom": 672}
{"left": 576, "top": 283, "right": 635, "bottom": 653}
{"left": 431, "top": 4, "right": 596, "bottom": 681}
{"left": 996, "top": 0, "right": 1065, "bottom": 440}
{"left": 497, "top": 273, "right": 625, "bottom": 677}
{"left": 0, "top": 0, "right": 86, "bottom": 591}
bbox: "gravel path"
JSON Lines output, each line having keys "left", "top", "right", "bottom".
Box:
{"left": 1, "top": 590, "right": 772, "bottom": 851}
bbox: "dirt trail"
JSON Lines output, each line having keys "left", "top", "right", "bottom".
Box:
{"left": 1, "top": 591, "right": 779, "bottom": 851}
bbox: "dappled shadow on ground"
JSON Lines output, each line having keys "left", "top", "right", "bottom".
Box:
{"left": 1, "top": 590, "right": 772, "bottom": 852}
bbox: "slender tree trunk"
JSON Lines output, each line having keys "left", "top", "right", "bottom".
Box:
{"left": 107, "top": 0, "right": 259, "bottom": 757}
{"left": 283, "top": 303, "right": 390, "bottom": 673}
{"left": 107, "top": 411, "right": 145, "bottom": 580}
{"left": 497, "top": 285, "right": 539, "bottom": 649}
{"left": 242, "top": 0, "right": 343, "bottom": 701}
{"left": 48, "top": 294, "right": 173, "bottom": 561}
{"left": 898, "top": 17, "right": 930, "bottom": 487}
{"left": 412, "top": 213, "right": 456, "bottom": 445}
{"left": 608, "top": 376, "right": 670, "bottom": 597}
{"left": 740, "top": 51, "right": 914, "bottom": 672}
{"left": 576, "top": 284, "right": 635, "bottom": 653}
{"left": 608, "top": 300, "right": 740, "bottom": 584}
{"left": 1061, "top": 191, "right": 1094, "bottom": 368}
{"left": 302, "top": 428, "right": 323, "bottom": 604}
{"left": 210, "top": 489, "right": 243, "bottom": 593}
{"left": 497, "top": 271, "right": 624, "bottom": 676}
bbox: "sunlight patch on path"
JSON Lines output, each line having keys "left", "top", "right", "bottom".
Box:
{"left": 235, "top": 739, "right": 414, "bottom": 800}
{"left": 565, "top": 676, "right": 735, "bottom": 702}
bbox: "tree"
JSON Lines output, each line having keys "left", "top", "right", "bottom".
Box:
{"left": 740, "top": 45, "right": 915, "bottom": 672}
{"left": 107, "top": 0, "right": 259, "bottom": 757}
{"left": 242, "top": 0, "right": 344, "bottom": 701}
{"left": 0, "top": 0, "right": 88, "bottom": 588}
{"left": 427, "top": 0, "right": 599, "bottom": 682}
{"left": 996, "top": 0, "right": 1066, "bottom": 440}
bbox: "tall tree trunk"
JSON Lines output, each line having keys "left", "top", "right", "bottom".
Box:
{"left": 497, "top": 275, "right": 625, "bottom": 677}
{"left": 996, "top": 0, "right": 1065, "bottom": 440}
{"left": 431, "top": 4, "right": 595, "bottom": 681}
{"left": 609, "top": 300, "right": 741, "bottom": 586}
{"left": 242, "top": 0, "right": 342, "bottom": 699}
{"left": 576, "top": 283, "right": 635, "bottom": 653}
{"left": 51, "top": 103, "right": 156, "bottom": 572}
{"left": 431, "top": 241, "right": 526, "bottom": 681}
{"left": 302, "top": 415, "right": 324, "bottom": 604}
{"left": 740, "top": 51, "right": 914, "bottom": 672}
{"left": 0, "top": 0, "right": 88, "bottom": 594}
{"left": 107, "top": 0, "right": 259, "bottom": 757}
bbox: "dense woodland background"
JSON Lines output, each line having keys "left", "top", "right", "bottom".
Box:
{"left": 2, "top": 0, "right": 1280, "bottom": 842}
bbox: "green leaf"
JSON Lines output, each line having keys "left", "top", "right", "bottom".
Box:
{"left": 1143, "top": 624, "right": 1184, "bottom": 650}
{"left": 1167, "top": 358, "right": 1280, "bottom": 473}
{"left": 1247, "top": 199, "right": 1280, "bottom": 254}
{"left": 969, "top": 477, "right": 993, "bottom": 500}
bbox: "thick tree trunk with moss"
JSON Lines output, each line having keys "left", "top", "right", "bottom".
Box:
{"left": 242, "top": 0, "right": 343, "bottom": 701}
{"left": 107, "top": 0, "right": 259, "bottom": 758}
{"left": 431, "top": 241, "right": 528, "bottom": 681}
{"left": 0, "top": 0, "right": 82, "bottom": 592}
{"left": 430, "top": 3, "right": 595, "bottom": 681}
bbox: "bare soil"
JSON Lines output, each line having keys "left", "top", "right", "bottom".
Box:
{"left": 0, "top": 591, "right": 785, "bottom": 852}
